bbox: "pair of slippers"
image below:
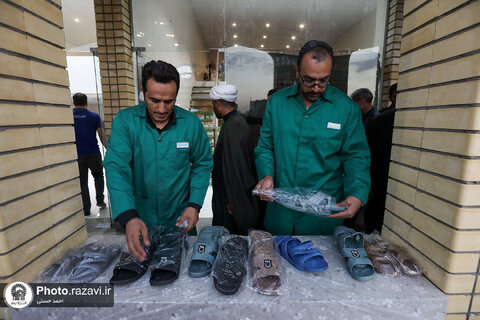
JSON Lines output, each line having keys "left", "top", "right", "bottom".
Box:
{"left": 110, "top": 226, "right": 186, "bottom": 286}
{"left": 42, "top": 243, "right": 121, "bottom": 283}
{"left": 334, "top": 226, "right": 375, "bottom": 281}
{"left": 275, "top": 235, "right": 328, "bottom": 272}
{"left": 250, "top": 230, "right": 282, "bottom": 295}
{"left": 188, "top": 226, "right": 228, "bottom": 278}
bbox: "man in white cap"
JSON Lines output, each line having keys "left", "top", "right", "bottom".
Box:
{"left": 210, "top": 84, "right": 261, "bottom": 235}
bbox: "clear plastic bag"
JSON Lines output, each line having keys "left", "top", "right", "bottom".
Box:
{"left": 252, "top": 188, "right": 345, "bottom": 217}
{"left": 248, "top": 229, "right": 284, "bottom": 296}
{"left": 364, "top": 231, "right": 422, "bottom": 276}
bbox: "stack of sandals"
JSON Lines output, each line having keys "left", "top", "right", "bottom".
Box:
{"left": 110, "top": 225, "right": 186, "bottom": 286}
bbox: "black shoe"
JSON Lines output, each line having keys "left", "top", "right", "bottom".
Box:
{"left": 97, "top": 202, "right": 107, "bottom": 209}
{"left": 84, "top": 211, "right": 91, "bottom": 216}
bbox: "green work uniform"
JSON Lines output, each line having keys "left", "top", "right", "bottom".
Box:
{"left": 255, "top": 84, "right": 371, "bottom": 235}
{"left": 104, "top": 104, "right": 213, "bottom": 229}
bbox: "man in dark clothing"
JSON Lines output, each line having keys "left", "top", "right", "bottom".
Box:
{"left": 72, "top": 93, "right": 107, "bottom": 216}
{"left": 210, "top": 84, "right": 261, "bottom": 235}
{"left": 351, "top": 88, "right": 379, "bottom": 132}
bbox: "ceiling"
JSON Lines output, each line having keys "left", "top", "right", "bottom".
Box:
{"left": 62, "top": 0, "right": 378, "bottom": 52}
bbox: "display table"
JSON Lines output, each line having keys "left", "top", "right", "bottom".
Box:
{"left": 14, "top": 234, "right": 447, "bottom": 319}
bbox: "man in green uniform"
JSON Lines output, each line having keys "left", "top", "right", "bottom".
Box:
{"left": 104, "top": 60, "right": 213, "bottom": 260}
{"left": 255, "top": 40, "right": 370, "bottom": 235}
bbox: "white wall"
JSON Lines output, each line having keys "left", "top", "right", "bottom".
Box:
{"left": 332, "top": 9, "right": 377, "bottom": 51}
{"left": 66, "top": 55, "right": 98, "bottom": 95}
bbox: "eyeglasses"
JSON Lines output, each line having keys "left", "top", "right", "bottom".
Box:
{"left": 298, "top": 74, "right": 330, "bottom": 88}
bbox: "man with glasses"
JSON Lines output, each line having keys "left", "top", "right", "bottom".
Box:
{"left": 255, "top": 40, "right": 370, "bottom": 235}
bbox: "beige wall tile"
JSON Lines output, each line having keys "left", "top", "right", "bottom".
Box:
{"left": 392, "top": 128, "right": 423, "bottom": 148}
{"left": 388, "top": 162, "right": 419, "bottom": 187}
{"left": 24, "top": 12, "right": 65, "bottom": 48}
{"left": 22, "top": 0, "right": 63, "bottom": 28}
{"left": 40, "top": 126, "right": 75, "bottom": 145}
{"left": 45, "top": 162, "right": 79, "bottom": 186}
{"left": 0, "top": 210, "right": 52, "bottom": 254}
{"left": 403, "top": 0, "right": 429, "bottom": 16}
{"left": 422, "top": 131, "right": 480, "bottom": 157}
{"left": 419, "top": 151, "right": 480, "bottom": 181}
{"left": 0, "top": 128, "right": 41, "bottom": 152}
{"left": 50, "top": 195, "right": 82, "bottom": 225}
{"left": 0, "top": 77, "right": 34, "bottom": 102}
{"left": 476, "top": 278, "right": 480, "bottom": 294}
{"left": 433, "top": 26, "right": 480, "bottom": 62}
{"left": 27, "top": 36, "right": 67, "bottom": 67}
{"left": 47, "top": 178, "right": 80, "bottom": 205}
{"left": 53, "top": 211, "right": 85, "bottom": 243}
{"left": 0, "top": 52, "right": 31, "bottom": 79}
{"left": 390, "top": 145, "right": 421, "bottom": 168}
{"left": 387, "top": 178, "right": 417, "bottom": 206}
{"left": 401, "top": 23, "right": 435, "bottom": 53}
{"left": 472, "top": 294, "right": 480, "bottom": 312}
{"left": 430, "top": 54, "right": 480, "bottom": 85}
{"left": 398, "top": 67, "right": 431, "bottom": 90}
{"left": 0, "top": 104, "right": 38, "bottom": 126}
{"left": 383, "top": 211, "right": 412, "bottom": 239}
{"left": 385, "top": 194, "right": 414, "bottom": 223}
{"left": 445, "top": 314, "right": 467, "bottom": 320}
{"left": 33, "top": 83, "right": 71, "bottom": 105}
{"left": 411, "top": 209, "right": 480, "bottom": 252}
{"left": 0, "top": 27, "right": 28, "bottom": 56}
{"left": 402, "top": 0, "right": 437, "bottom": 34}
{"left": 0, "top": 149, "right": 45, "bottom": 179}
{"left": 6, "top": 249, "right": 57, "bottom": 283}
{"left": 424, "top": 107, "right": 480, "bottom": 131}
{"left": 394, "top": 110, "right": 426, "bottom": 128}
{"left": 0, "top": 171, "right": 47, "bottom": 204}
{"left": 30, "top": 61, "right": 69, "bottom": 86}
{"left": 396, "top": 88, "right": 428, "bottom": 108}
{"left": 446, "top": 294, "right": 472, "bottom": 313}
{"left": 415, "top": 192, "right": 480, "bottom": 230}
{"left": 417, "top": 171, "right": 480, "bottom": 206}
{"left": 37, "top": 105, "right": 73, "bottom": 125}
{"left": 437, "top": 0, "right": 469, "bottom": 16}
{"left": 428, "top": 80, "right": 480, "bottom": 106}
{"left": 0, "top": 1, "right": 25, "bottom": 30}
{"left": 399, "top": 45, "right": 433, "bottom": 72}
{"left": 0, "top": 190, "right": 50, "bottom": 229}
{"left": 436, "top": 1, "right": 480, "bottom": 39}
{"left": 42, "top": 144, "right": 77, "bottom": 166}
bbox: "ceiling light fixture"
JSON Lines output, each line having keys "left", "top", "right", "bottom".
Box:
{"left": 174, "top": 43, "right": 179, "bottom": 47}
{"left": 166, "top": 34, "right": 174, "bottom": 38}
{"left": 263, "top": 35, "right": 267, "bottom": 39}
{"left": 299, "top": 24, "right": 305, "bottom": 29}
{"left": 233, "top": 34, "right": 238, "bottom": 38}
{"left": 266, "top": 23, "right": 270, "bottom": 27}
{"left": 74, "top": 18, "right": 80, "bottom": 22}
{"left": 234, "top": 44, "right": 238, "bottom": 47}
{"left": 232, "top": 23, "right": 236, "bottom": 27}
{"left": 260, "top": 44, "right": 264, "bottom": 48}
{"left": 291, "top": 36, "right": 296, "bottom": 40}
{"left": 160, "top": 22, "right": 164, "bottom": 25}
{"left": 286, "top": 45, "right": 290, "bottom": 48}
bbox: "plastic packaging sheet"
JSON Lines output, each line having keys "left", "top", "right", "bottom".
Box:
{"left": 365, "top": 231, "right": 423, "bottom": 276}
{"left": 252, "top": 188, "right": 345, "bottom": 216}
{"left": 39, "top": 239, "right": 121, "bottom": 283}
{"left": 19, "top": 235, "right": 446, "bottom": 320}
{"left": 149, "top": 226, "right": 187, "bottom": 270}
{"left": 211, "top": 235, "right": 249, "bottom": 295}
{"left": 248, "top": 230, "right": 284, "bottom": 296}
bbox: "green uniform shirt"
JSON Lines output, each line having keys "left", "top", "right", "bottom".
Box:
{"left": 255, "top": 84, "right": 371, "bottom": 235}
{"left": 104, "top": 104, "right": 213, "bottom": 228}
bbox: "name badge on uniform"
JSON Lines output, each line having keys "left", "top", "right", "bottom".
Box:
{"left": 327, "top": 122, "right": 341, "bottom": 130}
{"left": 176, "top": 142, "right": 189, "bottom": 149}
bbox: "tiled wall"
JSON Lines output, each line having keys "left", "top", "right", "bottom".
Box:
{"left": 380, "top": 0, "right": 404, "bottom": 109}
{"left": 93, "top": 0, "right": 136, "bottom": 137}
{"left": 382, "top": 1, "right": 480, "bottom": 319}
{"left": 0, "top": 0, "right": 87, "bottom": 282}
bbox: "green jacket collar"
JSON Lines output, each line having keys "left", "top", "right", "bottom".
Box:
{"left": 286, "top": 83, "right": 334, "bottom": 103}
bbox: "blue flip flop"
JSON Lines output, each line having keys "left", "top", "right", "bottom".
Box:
{"left": 275, "top": 236, "right": 328, "bottom": 272}
{"left": 334, "top": 226, "right": 375, "bottom": 281}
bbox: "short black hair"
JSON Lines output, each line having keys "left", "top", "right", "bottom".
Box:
{"left": 72, "top": 93, "right": 87, "bottom": 107}
{"left": 389, "top": 83, "right": 397, "bottom": 98}
{"left": 351, "top": 88, "right": 373, "bottom": 104}
{"left": 267, "top": 88, "right": 278, "bottom": 97}
{"left": 142, "top": 60, "right": 180, "bottom": 94}
{"left": 297, "top": 40, "right": 334, "bottom": 70}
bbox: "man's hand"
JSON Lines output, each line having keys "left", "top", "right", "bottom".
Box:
{"left": 176, "top": 206, "right": 199, "bottom": 232}
{"left": 329, "top": 196, "right": 363, "bottom": 219}
{"left": 254, "top": 176, "right": 274, "bottom": 201}
{"left": 125, "top": 218, "right": 150, "bottom": 261}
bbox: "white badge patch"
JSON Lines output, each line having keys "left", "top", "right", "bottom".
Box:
{"left": 327, "top": 122, "right": 341, "bottom": 130}
{"left": 176, "top": 142, "right": 189, "bottom": 149}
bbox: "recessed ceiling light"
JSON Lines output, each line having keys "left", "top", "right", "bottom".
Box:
{"left": 74, "top": 18, "right": 80, "bottom": 22}
{"left": 148, "top": 43, "right": 152, "bottom": 47}
{"left": 234, "top": 44, "right": 238, "bottom": 47}
{"left": 263, "top": 35, "right": 267, "bottom": 39}
{"left": 233, "top": 34, "right": 238, "bottom": 38}
{"left": 299, "top": 24, "right": 305, "bottom": 29}
{"left": 166, "top": 34, "right": 174, "bottom": 38}
{"left": 232, "top": 22, "right": 236, "bottom": 27}
{"left": 154, "top": 21, "right": 157, "bottom": 24}
{"left": 286, "top": 45, "right": 290, "bottom": 48}
{"left": 266, "top": 23, "right": 270, "bottom": 28}
{"left": 136, "top": 33, "right": 142, "bottom": 37}
{"left": 260, "top": 44, "right": 264, "bottom": 48}
{"left": 174, "top": 43, "right": 179, "bottom": 47}
{"left": 291, "top": 36, "right": 296, "bottom": 40}
{"left": 160, "top": 22, "right": 164, "bottom": 25}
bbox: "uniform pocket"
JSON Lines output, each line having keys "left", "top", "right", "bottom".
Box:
{"left": 168, "top": 147, "right": 190, "bottom": 170}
